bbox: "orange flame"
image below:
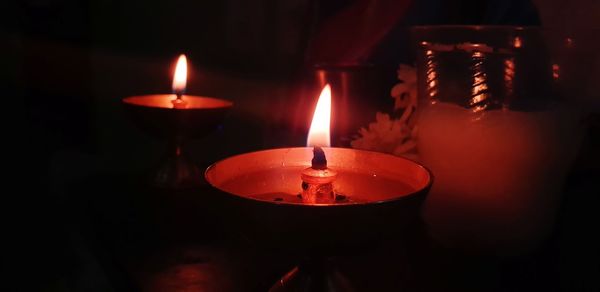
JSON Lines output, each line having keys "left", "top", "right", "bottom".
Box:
{"left": 307, "top": 84, "right": 332, "bottom": 147}
{"left": 513, "top": 37, "right": 522, "bottom": 48}
{"left": 172, "top": 54, "right": 187, "bottom": 94}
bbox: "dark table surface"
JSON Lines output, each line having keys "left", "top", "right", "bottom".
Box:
{"left": 47, "top": 168, "right": 597, "bottom": 292}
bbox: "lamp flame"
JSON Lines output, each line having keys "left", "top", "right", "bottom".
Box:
{"left": 307, "top": 84, "right": 332, "bottom": 147}
{"left": 172, "top": 54, "right": 187, "bottom": 95}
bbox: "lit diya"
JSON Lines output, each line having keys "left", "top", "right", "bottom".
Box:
{"left": 123, "top": 54, "right": 233, "bottom": 188}
{"left": 205, "top": 85, "right": 432, "bottom": 291}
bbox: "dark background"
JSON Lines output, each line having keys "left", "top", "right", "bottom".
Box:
{"left": 2, "top": 0, "right": 598, "bottom": 291}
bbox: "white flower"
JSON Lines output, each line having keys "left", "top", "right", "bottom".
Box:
{"left": 351, "top": 112, "right": 415, "bottom": 155}
{"left": 351, "top": 64, "right": 419, "bottom": 158}
{"left": 391, "top": 64, "right": 417, "bottom": 111}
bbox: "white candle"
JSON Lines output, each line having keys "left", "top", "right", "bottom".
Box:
{"left": 418, "top": 102, "right": 584, "bottom": 254}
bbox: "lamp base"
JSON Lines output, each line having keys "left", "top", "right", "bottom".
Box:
{"left": 153, "top": 145, "right": 202, "bottom": 189}
{"left": 270, "top": 259, "right": 353, "bottom": 292}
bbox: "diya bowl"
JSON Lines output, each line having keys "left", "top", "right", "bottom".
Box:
{"left": 123, "top": 94, "right": 232, "bottom": 188}
{"left": 205, "top": 147, "right": 431, "bottom": 291}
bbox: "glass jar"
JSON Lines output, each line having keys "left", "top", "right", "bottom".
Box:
{"left": 411, "top": 26, "right": 597, "bottom": 254}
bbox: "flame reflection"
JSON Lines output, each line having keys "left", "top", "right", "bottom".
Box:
{"left": 425, "top": 49, "right": 438, "bottom": 100}
{"left": 469, "top": 51, "right": 489, "bottom": 112}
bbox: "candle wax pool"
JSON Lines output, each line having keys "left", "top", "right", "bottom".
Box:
{"left": 219, "top": 166, "right": 415, "bottom": 205}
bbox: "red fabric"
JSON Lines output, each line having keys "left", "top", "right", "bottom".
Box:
{"left": 307, "top": 0, "right": 413, "bottom": 63}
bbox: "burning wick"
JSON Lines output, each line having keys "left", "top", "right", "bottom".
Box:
{"left": 311, "top": 146, "right": 327, "bottom": 170}
{"left": 301, "top": 147, "right": 338, "bottom": 204}
{"left": 171, "top": 54, "right": 188, "bottom": 109}
{"left": 300, "top": 147, "right": 338, "bottom": 204}
{"left": 171, "top": 95, "right": 187, "bottom": 109}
